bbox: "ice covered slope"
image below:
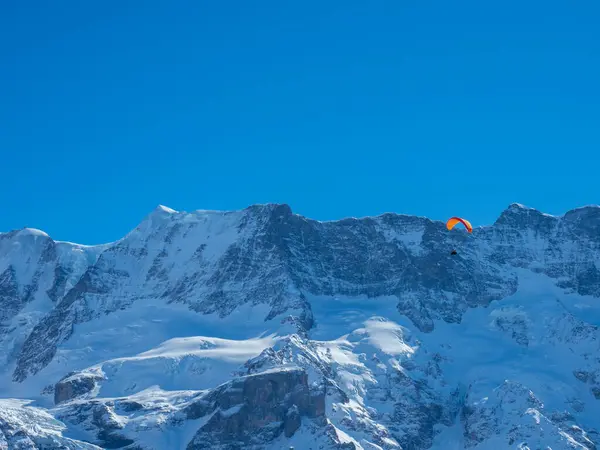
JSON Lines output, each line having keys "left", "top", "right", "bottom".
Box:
{"left": 0, "top": 202, "right": 600, "bottom": 449}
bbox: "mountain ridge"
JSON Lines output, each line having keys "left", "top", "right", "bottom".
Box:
{"left": 6, "top": 202, "right": 600, "bottom": 247}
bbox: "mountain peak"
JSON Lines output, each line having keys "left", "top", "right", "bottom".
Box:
{"left": 505, "top": 202, "right": 539, "bottom": 213}
{"left": 17, "top": 228, "right": 50, "bottom": 239}
{"left": 563, "top": 204, "right": 600, "bottom": 219}
{"left": 494, "top": 203, "right": 557, "bottom": 228}
{"left": 143, "top": 204, "right": 179, "bottom": 222}
{"left": 155, "top": 205, "right": 177, "bottom": 215}
{"left": 507, "top": 202, "right": 528, "bottom": 209}
{"left": 130, "top": 204, "right": 180, "bottom": 237}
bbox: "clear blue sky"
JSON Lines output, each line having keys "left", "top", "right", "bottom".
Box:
{"left": 1, "top": 1, "right": 599, "bottom": 244}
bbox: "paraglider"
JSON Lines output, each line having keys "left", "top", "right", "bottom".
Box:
{"left": 446, "top": 217, "right": 473, "bottom": 233}
{"left": 446, "top": 216, "right": 472, "bottom": 255}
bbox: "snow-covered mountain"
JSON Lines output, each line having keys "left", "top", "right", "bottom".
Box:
{"left": 1, "top": 202, "right": 600, "bottom": 449}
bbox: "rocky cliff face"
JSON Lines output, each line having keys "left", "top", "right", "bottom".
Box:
{"left": 183, "top": 367, "right": 325, "bottom": 450}
{"left": 0, "top": 202, "right": 599, "bottom": 449}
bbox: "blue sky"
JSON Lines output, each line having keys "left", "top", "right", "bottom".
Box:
{"left": 1, "top": 1, "right": 599, "bottom": 244}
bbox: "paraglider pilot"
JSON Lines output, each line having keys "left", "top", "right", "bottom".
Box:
{"left": 446, "top": 216, "right": 472, "bottom": 257}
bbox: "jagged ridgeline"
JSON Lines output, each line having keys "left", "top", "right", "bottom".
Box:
{"left": 0, "top": 203, "right": 599, "bottom": 449}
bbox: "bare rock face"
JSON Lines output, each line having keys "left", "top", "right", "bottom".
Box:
{"left": 50, "top": 366, "right": 342, "bottom": 450}
{"left": 0, "top": 266, "right": 20, "bottom": 329}
{"left": 55, "top": 399, "right": 136, "bottom": 449}
{"left": 55, "top": 371, "right": 105, "bottom": 404}
{"left": 184, "top": 367, "right": 324, "bottom": 450}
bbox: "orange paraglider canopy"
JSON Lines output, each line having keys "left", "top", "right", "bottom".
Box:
{"left": 446, "top": 217, "right": 473, "bottom": 233}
